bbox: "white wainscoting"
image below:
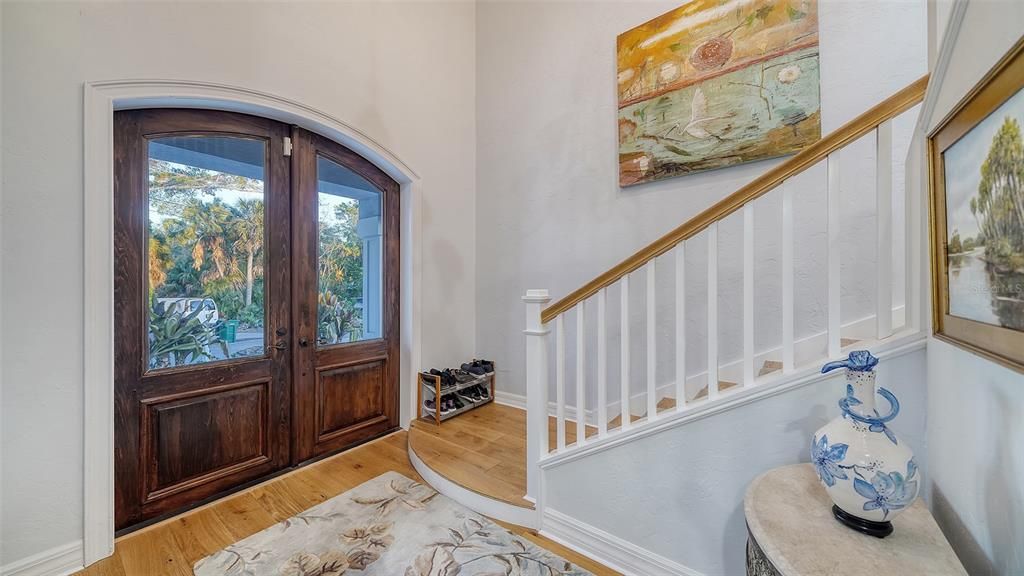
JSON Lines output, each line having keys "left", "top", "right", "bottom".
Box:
{"left": 0, "top": 541, "right": 83, "bottom": 576}
{"left": 542, "top": 509, "right": 704, "bottom": 576}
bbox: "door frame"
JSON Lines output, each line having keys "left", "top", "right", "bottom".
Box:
{"left": 83, "top": 79, "right": 423, "bottom": 566}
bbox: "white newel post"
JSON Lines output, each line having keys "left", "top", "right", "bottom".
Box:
{"left": 522, "top": 289, "right": 551, "bottom": 508}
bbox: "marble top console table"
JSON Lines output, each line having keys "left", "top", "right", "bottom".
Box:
{"left": 744, "top": 464, "right": 966, "bottom": 576}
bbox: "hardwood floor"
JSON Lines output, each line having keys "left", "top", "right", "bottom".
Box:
{"left": 73, "top": 431, "right": 618, "bottom": 576}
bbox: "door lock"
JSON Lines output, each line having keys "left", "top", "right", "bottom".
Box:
{"left": 267, "top": 340, "right": 288, "bottom": 352}
{"left": 299, "top": 338, "right": 309, "bottom": 347}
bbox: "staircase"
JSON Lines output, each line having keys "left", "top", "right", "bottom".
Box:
{"left": 521, "top": 76, "right": 929, "bottom": 511}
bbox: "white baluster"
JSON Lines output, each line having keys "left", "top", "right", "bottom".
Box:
{"left": 575, "top": 302, "right": 586, "bottom": 446}
{"left": 523, "top": 289, "right": 550, "bottom": 502}
{"left": 782, "top": 181, "right": 795, "bottom": 373}
{"left": 646, "top": 260, "right": 657, "bottom": 421}
{"left": 743, "top": 203, "right": 755, "bottom": 385}
{"left": 876, "top": 120, "right": 894, "bottom": 339}
{"left": 828, "top": 152, "right": 842, "bottom": 358}
{"left": 597, "top": 288, "right": 608, "bottom": 437}
{"left": 556, "top": 314, "right": 566, "bottom": 452}
{"left": 675, "top": 243, "right": 686, "bottom": 410}
{"left": 620, "top": 275, "right": 631, "bottom": 430}
{"left": 707, "top": 222, "right": 719, "bottom": 399}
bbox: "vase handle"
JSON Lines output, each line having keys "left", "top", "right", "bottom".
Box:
{"left": 821, "top": 359, "right": 848, "bottom": 373}
{"left": 838, "top": 387, "right": 900, "bottom": 424}
{"left": 873, "top": 387, "right": 900, "bottom": 422}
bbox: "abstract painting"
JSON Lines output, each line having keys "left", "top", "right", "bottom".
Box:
{"left": 617, "top": 0, "right": 822, "bottom": 186}
{"left": 929, "top": 36, "right": 1024, "bottom": 373}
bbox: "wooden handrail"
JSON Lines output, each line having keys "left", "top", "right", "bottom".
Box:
{"left": 541, "top": 75, "right": 928, "bottom": 324}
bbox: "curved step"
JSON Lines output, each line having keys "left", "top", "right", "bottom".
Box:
{"left": 407, "top": 410, "right": 538, "bottom": 528}
{"left": 408, "top": 443, "right": 538, "bottom": 528}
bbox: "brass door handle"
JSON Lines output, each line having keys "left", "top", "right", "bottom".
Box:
{"left": 266, "top": 340, "right": 288, "bottom": 352}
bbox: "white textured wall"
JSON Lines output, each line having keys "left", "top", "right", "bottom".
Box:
{"left": 0, "top": 1, "right": 476, "bottom": 567}
{"left": 545, "top": 349, "right": 928, "bottom": 576}
{"left": 475, "top": 0, "right": 926, "bottom": 404}
{"left": 924, "top": 1, "right": 1024, "bottom": 573}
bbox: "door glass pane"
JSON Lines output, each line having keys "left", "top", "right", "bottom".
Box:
{"left": 317, "top": 155, "right": 383, "bottom": 346}
{"left": 147, "top": 136, "right": 267, "bottom": 369}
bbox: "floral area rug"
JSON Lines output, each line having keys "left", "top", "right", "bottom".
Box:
{"left": 194, "top": 471, "right": 593, "bottom": 575}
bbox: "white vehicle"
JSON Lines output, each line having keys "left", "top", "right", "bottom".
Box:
{"left": 154, "top": 297, "right": 219, "bottom": 326}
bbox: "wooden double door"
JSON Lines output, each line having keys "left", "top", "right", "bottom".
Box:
{"left": 114, "top": 109, "right": 399, "bottom": 530}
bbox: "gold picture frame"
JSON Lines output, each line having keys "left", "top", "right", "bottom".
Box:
{"left": 928, "top": 35, "right": 1024, "bottom": 374}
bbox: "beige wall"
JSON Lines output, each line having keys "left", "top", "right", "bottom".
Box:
{"left": 475, "top": 0, "right": 925, "bottom": 405}
{"left": 0, "top": 1, "right": 476, "bottom": 567}
{"left": 924, "top": 2, "right": 1024, "bottom": 573}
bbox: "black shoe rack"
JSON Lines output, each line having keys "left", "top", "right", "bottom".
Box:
{"left": 417, "top": 365, "right": 495, "bottom": 425}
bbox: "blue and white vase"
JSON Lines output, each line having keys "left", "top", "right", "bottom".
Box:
{"left": 811, "top": 351, "right": 918, "bottom": 538}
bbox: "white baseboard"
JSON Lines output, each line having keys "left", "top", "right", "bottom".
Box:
{"left": 1, "top": 541, "right": 83, "bottom": 576}
{"left": 542, "top": 508, "right": 704, "bottom": 576}
{"left": 494, "top": 390, "right": 527, "bottom": 410}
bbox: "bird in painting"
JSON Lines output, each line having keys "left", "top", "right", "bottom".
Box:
{"left": 683, "top": 87, "right": 728, "bottom": 140}
{"left": 659, "top": 87, "right": 730, "bottom": 143}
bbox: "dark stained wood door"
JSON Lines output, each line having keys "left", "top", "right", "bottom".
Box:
{"left": 291, "top": 128, "right": 400, "bottom": 463}
{"left": 114, "top": 110, "right": 292, "bottom": 529}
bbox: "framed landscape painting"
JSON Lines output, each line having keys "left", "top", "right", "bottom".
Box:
{"left": 929, "top": 36, "right": 1024, "bottom": 373}
{"left": 617, "top": 0, "right": 822, "bottom": 187}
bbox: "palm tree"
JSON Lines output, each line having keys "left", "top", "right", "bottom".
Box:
{"left": 318, "top": 200, "right": 363, "bottom": 298}
{"left": 181, "top": 199, "right": 232, "bottom": 281}
{"left": 148, "top": 234, "right": 171, "bottom": 298}
{"left": 231, "top": 198, "right": 264, "bottom": 306}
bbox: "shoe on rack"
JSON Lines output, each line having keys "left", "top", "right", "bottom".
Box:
{"left": 457, "top": 386, "right": 479, "bottom": 403}
{"left": 428, "top": 369, "right": 444, "bottom": 386}
{"left": 423, "top": 398, "right": 436, "bottom": 413}
{"left": 439, "top": 396, "right": 454, "bottom": 415}
{"left": 475, "top": 384, "right": 490, "bottom": 400}
{"left": 451, "top": 396, "right": 465, "bottom": 410}
{"left": 430, "top": 369, "right": 449, "bottom": 388}
{"left": 473, "top": 359, "right": 495, "bottom": 373}
{"left": 422, "top": 371, "right": 440, "bottom": 386}
{"left": 452, "top": 369, "right": 476, "bottom": 383}
{"left": 429, "top": 368, "right": 457, "bottom": 390}
{"left": 443, "top": 369, "right": 460, "bottom": 389}
{"left": 462, "top": 362, "right": 487, "bottom": 376}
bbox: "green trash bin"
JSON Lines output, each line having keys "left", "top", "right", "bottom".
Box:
{"left": 219, "top": 320, "right": 239, "bottom": 343}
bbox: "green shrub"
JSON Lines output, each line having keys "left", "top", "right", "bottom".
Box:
{"left": 149, "top": 305, "right": 227, "bottom": 369}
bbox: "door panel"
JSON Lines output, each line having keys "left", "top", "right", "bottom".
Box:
{"left": 317, "top": 360, "right": 386, "bottom": 440}
{"left": 292, "top": 128, "right": 400, "bottom": 462}
{"left": 114, "top": 109, "right": 292, "bottom": 529}
{"left": 144, "top": 380, "right": 270, "bottom": 499}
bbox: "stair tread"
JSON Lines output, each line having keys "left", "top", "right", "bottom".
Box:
{"left": 692, "top": 380, "right": 739, "bottom": 401}
{"left": 759, "top": 360, "right": 783, "bottom": 377}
